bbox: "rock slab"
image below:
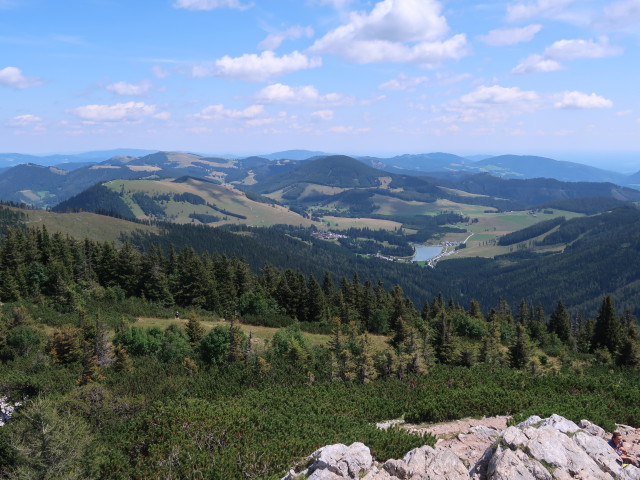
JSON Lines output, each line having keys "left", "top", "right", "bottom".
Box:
{"left": 282, "top": 414, "right": 640, "bottom": 480}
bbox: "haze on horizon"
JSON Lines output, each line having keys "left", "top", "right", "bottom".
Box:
{"left": 1, "top": 0, "right": 639, "bottom": 171}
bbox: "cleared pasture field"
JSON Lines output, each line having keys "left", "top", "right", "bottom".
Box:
{"left": 105, "top": 178, "right": 319, "bottom": 228}
{"left": 21, "top": 208, "right": 158, "bottom": 243}
{"left": 135, "top": 316, "right": 390, "bottom": 351}
{"left": 321, "top": 216, "right": 404, "bottom": 230}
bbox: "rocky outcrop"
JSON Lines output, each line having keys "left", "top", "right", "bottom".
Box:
{"left": 0, "top": 396, "right": 21, "bottom": 426}
{"left": 282, "top": 415, "right": 640, "bottom": 480}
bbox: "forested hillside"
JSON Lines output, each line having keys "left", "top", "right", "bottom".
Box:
{"left": 1, "top": 210, "right": 640, "bottom": 478}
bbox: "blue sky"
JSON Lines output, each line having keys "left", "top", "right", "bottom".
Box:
{"left": 1, "top": 0, "right": 639, "bottom": 170}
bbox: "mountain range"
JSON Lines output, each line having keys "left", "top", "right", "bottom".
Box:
{"left": 0, "top": 149, "right": 638, "bottom": 212}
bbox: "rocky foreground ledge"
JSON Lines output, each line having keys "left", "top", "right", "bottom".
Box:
{"left": 282, "top": 414, "right": 640, "bottom": 480}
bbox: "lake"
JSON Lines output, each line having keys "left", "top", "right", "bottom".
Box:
{"left": 412, "top": 245, "right": 443, "bottom": 262}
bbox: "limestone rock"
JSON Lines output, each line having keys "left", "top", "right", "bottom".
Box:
{"left": 383, "top": 445, "right": 469, "bottom": 480}
{"left": 0, "top": 396, "right": 21, "bottom": 427}
{"left": 283, "top": 442, "right": 373, "bottom": 480}
{"left": 538, "top": 414, "right": 580, "bottom": 434}
{"left": 578, "top": 419, "right": 606, "bottom": 438}
{"left": 282, "top": 414, "right": 640, "bottom": 480}
{"left": 517, "top": 415, "right": 543, "bottom": 428}
{"left": 487, "top": 445, "right": 551, "bottom": 480}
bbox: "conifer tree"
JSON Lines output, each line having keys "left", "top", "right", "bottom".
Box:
{"left": 113, "top": 345, "right": 133, "bottom": 373}
{"left": 549, "top": 300, "right": 572, "bottom": 344}
{"left": 509, "top": 323, "right": 532, "bottom": 369}
{"left": 480, "top": 320, "right": 505, "bottom": 367}
{"left": 226, "top": 317, "right": 245, "bottom": 363}
{"left": 592, "top": 296, "right": 622, "bottom": 355}
{"left": 618, "top": 323, "right": 640, "bottom": 368}
{"left": 306, "top": 274, "right": 326, "bottom": 323}
{"left": 432, "top": 313, "right": 458, "bottom": 365}
{"left": 468, "top": 299, "right": 483, "bottom": 319}
{"left": 185, "top": 311, "right": 206, "bottom": 346}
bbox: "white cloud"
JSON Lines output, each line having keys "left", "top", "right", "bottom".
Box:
{"left": 258, "top": 26, "right": 314, "bottom": 51}
{"left": 379, "top": 74, "right": 429, "bottom": 91}
{"left": 460, "top": 85, "right": 539, "bottom": 105}
{"left": 194, "top": 104, "right": 264, "bottom": 120}
{"left": 5, "top": 114, "right": 43, "bottom": 127}
{"left": 173, "top": 0, "right": 252, "bottom": 10}
{"left": 512, "top": 54, "right": 563, "bottom": 74}
{"left": 312, "top": 110, "right": 334, "bottom": 121}
{"left": 106, "top": 80, "right": 152, "bottom": 96}
{"left": 513, "top": 37, "right": 622, "bottom": 74}
{"left": 543, "top": 37, "right": 622, "bottom": 60}
{"left": 256, "top": 83, "right": 351, "bottom": 106}
{"left": 596, "top": 0, "right": 640, "bottom": 30}
{"left": 330, "top": 125, "right": 370, "bottom": 134}
{"left": 154, "top": 112, "right": 171, "bottom": 120}
{"left": 200, "top": 51, "right": 321, "bottom": 82}
{"left": 152, "top": 66, "right": 171, "bottom": 79}
{"left": 309, "top": 0, "right": 468, "bottom": 66}
{"left": 478, "top": 24, "right": 542, "bottom": 46}
{"left": 70, "top": 102, "right": 159, "bottom": 123}
{"left": 0, "top": 66, "right": 42, "bottom": 89}
{"left": 437, "top": 85, "right": 540, "bottom": 124}
{"left": 554, "top": 91, "right": 613, "bottom": 109}
{"left": 506, "top": 0, "right": 575, "bottom": 22}
{"left": 616, "top": 109, "right": 632, "bottom": 116}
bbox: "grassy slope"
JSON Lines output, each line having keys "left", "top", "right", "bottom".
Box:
{"left": 105, "top": 178, "right": 319, "bottom": 228}
{"left": 18, "top": 207, "right": 158, "bottom": 243}
{"left": 135, "top": 316, "right": 390, "bottom": 351}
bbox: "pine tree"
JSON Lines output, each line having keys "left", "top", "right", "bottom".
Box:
{"left": 468, "top": 299, "right": 483, "bottom": 319}
{"left": 592, "top": 296, "right": 622, "bottom": 355}
{"left": 432, "top": 313, "right": 458, "bottom": 365}
{"left": 509, "top": 323, "right": 532, "bottom": 369}
{"left": 480, "top": 320, "right": 505, "bottom": 367}
{"left": 226, "top": 318, "right": 245, "bottom": 363}
{"left": 306, "top": 274, "right": 326, "bottom": 323}
{"left": 549, "top": 301, "right": 572, "bottom": 344}
{"left": 185, "top": 311, "right": 206, "bottom": 346}
{"left": 617, "top": 323, "right": 640, "bottom": 367}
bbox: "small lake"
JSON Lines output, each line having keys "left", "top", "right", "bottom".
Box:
{"left": 412, "top": 245, "right": 443, "bottom": 262}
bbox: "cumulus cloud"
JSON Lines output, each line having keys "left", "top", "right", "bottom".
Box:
{"left": 106, "top": 80, "right": 152, "bottom": 96}
{"left": 309, "top": 0, "right": 468, "bottom": 66}
{"left": 554, "top": 91, "right": 613, "bottom": 109}
{"left": 437, "top": 85, "right": 540, "bottom": 124}
{"left": 513, "top": 36, "right": 622, "bottom": 74}
{"left": 512, "top": 55, "right": 563, "bottom": 74}
{"left": 256, "top": 83, "right": 351, "bottom": 106}
{"left": 194, "top": 104, "right": 264, "bottom": 120}
{"left": 460, "top": 85, "right": 539, "bottom": 105}
{"left": 258, "top": 26, "right": 314, "bottom": 51}
{"left": 173, "top": 0, "right": 252, "bottom": 10}
{"left": 478, "top": 24, "right": 542, "bottom": 46}
{"left": 0, "top": 66, "right": 43, "bottom": 89}
{"left": 192, "top": 51, "right": 321, "bottom": 82}
{"left": 506, "top": 0, "right": 575, "bottom": 22}
{"left": 5, "top": 114, "right": 43, "bottom": 127}
{"left": 70, "top": 102, "right": 159, "bottom": 123}
{"left": 379, "top": 74, "right": 429, "bottom": 91}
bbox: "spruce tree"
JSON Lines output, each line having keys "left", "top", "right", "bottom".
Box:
{"left": 509, "top": 323, "right": 532, "bottom": 369}
{"left": 549, "top": 301, "right": 572, "bottom": 344}
{"left": 185, "top": 311, "right": 206, "bottom": 346}
{"left": 592, "top": 296, "right": 622, "bottom": 355}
